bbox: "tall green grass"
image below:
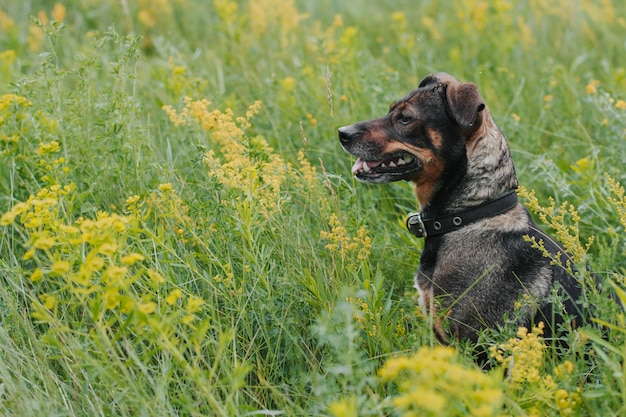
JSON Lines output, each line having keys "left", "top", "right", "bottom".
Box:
{"left": 1, "top": 1, "right": 626, "bottom": 415}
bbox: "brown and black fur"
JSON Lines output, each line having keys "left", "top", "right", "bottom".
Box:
{"left": 338, "top": 72, "right": 588, "bottom": 360}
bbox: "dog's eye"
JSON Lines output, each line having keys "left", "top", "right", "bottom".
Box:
{"left": 398, "top": 114, "right": 413, "bottom": 125}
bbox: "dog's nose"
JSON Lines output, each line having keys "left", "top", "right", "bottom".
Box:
{"left": 338, "top": 125, "right": 359, "bottom": 145}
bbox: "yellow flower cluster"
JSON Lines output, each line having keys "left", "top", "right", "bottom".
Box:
{"left": 34, "top": 3, "right": 66, "bottom": 25}
{"left": 149, "top": 183, "right": 194, "bottom": 237}
{"left": 320, "top": 213, "right": 372, "bottom": 262}
{"left": 164, "top": 98, "right": 288, "bottom": 215}
{"left": 328, "top": 396, "right": 357, "bottom": 417}
{"left": 1, "top": 3, "right": 71, "bottom": 53}
{"left": 296, "top": 150, "right": 318, "bottom": 190}
{"left": 0, "top": 49, "right": 16, "bottom": 76}
{"left": 586, "top": 79, "right": 600, "bottom": 95}
{"left": 1, "top": 94, "right": 34, "bottom": 151}
{"left": 0, "top": 7, "right": 15, "bottom": 32}
{"left": 379, "top": 346, "right": 503, "bottom": 417}
{"left": 137, "top": 0, "right": 172, "bottom": 28}
{"left": 452, "top": 0, "right": 535, "bottom": 51}
{"left": 553, "top": 386, "right": 582, "bottom": 417}
{"left": 490, "top": 322, "right": 545, "bottom": 385}
{"left": 490, "top": 323, "right": 583, "bottom": 416}
{"left": 1, "top": 182, "right": 204, "bottom": 329}
{"left": 0, "top": 93, "right": 30, "bottom": 113}
{"left": 518, "top": 186, "right": 593, "bottom": 266}
{"left": 246, "top": 0, "right": 309, "bottom": 48}
{"left": 306, "top": 14, "right": 358, "bottom": 65}
{"left": 606, "top": 174, "right": 626, "bottom": 230}
{"left": 1, "top": 183, "right": 73, "bottom": 228}
{"left": 213, "top": 0, "right": 239, "bottom": 27}
{"left": 163, "top": 57, "right": 207, "bottom": 98}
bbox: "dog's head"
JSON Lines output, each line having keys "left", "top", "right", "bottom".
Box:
{"left": 338, "top": 72, "right": 487, "bottom": 205}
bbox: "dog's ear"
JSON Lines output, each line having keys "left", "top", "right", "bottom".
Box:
{"left": 419, "top": 72, "right": 457, "bottom": 89}
{"left": 445, "top": 82, "right": 486, "bottom": 130}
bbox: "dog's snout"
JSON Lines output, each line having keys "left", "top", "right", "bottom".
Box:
{"left": 338, "top": 124, "right": 359, "bottom": 145}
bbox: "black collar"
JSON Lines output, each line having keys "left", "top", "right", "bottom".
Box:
{"left": 406, "top": 190, "right": 519, "bottom": 239}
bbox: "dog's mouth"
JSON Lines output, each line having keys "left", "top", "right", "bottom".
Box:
{"left": 351, "top": 153, "right": 420, "bottom": 182}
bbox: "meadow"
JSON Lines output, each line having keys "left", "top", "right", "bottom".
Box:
{"left": 1, "top": 0, "right": 626, "bottom": 415}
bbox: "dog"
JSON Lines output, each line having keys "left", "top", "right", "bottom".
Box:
{"left": 338, "top": 72, "right": 589, "bottom": 361}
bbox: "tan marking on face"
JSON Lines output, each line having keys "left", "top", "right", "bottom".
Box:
{"left": 382, "top": 142, "right": 445, "bottom": 207}
{"left": 362, "top": 124, "right": 391, "bottom": 143}
{"left": 427, "top": 128, "right": 443, "bottom": 150}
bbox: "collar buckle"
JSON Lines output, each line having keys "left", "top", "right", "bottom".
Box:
{"left": 406, "top": 212, "right": 427, "bottom": 238}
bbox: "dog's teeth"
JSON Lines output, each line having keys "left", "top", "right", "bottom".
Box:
{"left": 397, "top": 158, "right": 407, "bottom": 165}
{"left": 381, "top": 163, "right": 387, "bottom": 168}
{"left": 388, "top": 161, "right": 396, "bottom": 168}
{"left": 362, "top": 163, "right": 371, "bottom": 173}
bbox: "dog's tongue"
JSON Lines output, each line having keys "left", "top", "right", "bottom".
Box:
{"left": 351, "top": 158, "right": 383, "bottom": 174}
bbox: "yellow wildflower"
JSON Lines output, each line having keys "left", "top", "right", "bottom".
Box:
{"left": 137, "top": 9, "right": 156, "bottom": 27}
{"left": 121, "top": 253, "right": 145, "bottom": 265}
{"left": 40, "top": 294, "right": 56, "bottom": 310}
{"left": 186, "top": 295, "right": 204, "bottom": 313}
{"left": 51, "top": 3, "right": 66, "bottom": 22}
{"left": 138, "top": 301, "right": 157, "bottom": 314}
{"left": 50, "top": 260, "right": 70, "bottom": 275}
{"left": 23, "top": 248, "right": 35, "bottom": 261}
{"left": 30, "top": 268, "right": 44, "bottom": 282}
{"left": 147, "top": 268, "right": 166, "bottom": 284}
{"left": 98, "top": 243, "right": 118, "bottom": 256}
{"left": 126, "top": 195, "right": 141, "bottom": 206}
{"left": 328, "top": 396, "right": 357, "bottom": 417}
{"left": 607, "top": 175, "right": 626, "bottom": 230}
{"left": 391, "top": 11, "right": 407, "bottom": 25}
{"left": 0, "top": 202, "right": 30, "bottom": 226}
{"left": 84, "top": 254, "right": 105, "bottom": 273}
{"left": 33, "top": 234, "right": 56, "bottom": 250}
{"left": 615, "top": 99, "right": 626, "bottom": 110}
{"left": 214, "top": 0, "right": 238, "bottom": 26}
{"left": 165, "top": 289, "right": 183, "bottom": 305}
{"left": 120, "top": 299, "right": 135, "bottom": 314}
{"left": 554, "top": 360, "right": 574, "bottom": 379}
{"left": 103, "top": 288, "right": 120, "bottom": 309}
{"left": 280, "top": 76, "right": 296, "bottom": 91}
{"left": 380, "top": 346, "right": 503, "bottom": 416}
{"left": 36, "top": 141, "right": 61, "bottom": 155}
{"left": 182, "top": 314, "right": 195, "bottom": 325}
{"left": 105, "top": 266, "right": 128, "bottom": 285}
{"left": 246, "top": 0, "right": 308, "bottom": 47}
{"left": 0, "top": 93, "right": 31, "bottom": 110}
{"left": 0, "top": 8, "right": 15, "bottom": 32}
{"left": 492, "top": 322, "right": 545, "bottom": 385}
{"left": 585, "top": 79, "right": 599, "bottom": 94}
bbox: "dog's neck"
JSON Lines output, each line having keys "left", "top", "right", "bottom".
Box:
{"left": 418, "top": 112, "right": 518, "bottom": 216}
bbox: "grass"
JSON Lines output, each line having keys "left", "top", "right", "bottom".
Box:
{"left": 1, "top": 0, "right": 626, "bottom": 416}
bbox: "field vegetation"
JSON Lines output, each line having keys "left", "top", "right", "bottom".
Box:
{"left": 1, "top": 0, "right": 626, "bottom": 416}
